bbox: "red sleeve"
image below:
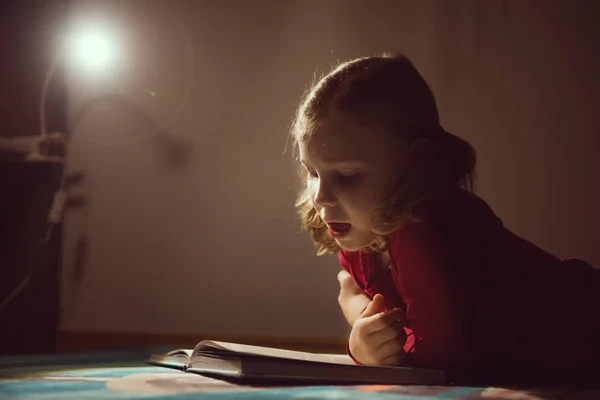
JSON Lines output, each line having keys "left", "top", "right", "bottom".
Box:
{"left": 389, "top": 221, "right": 482, "bottom": 369}
{"left": 337, "top": 251, "right": 353, "bottom": 278}
{"left": 338, "top": 249, "right": 368, "bottom": 291}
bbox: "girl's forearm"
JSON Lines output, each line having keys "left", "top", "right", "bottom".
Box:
{"left": 337, "top": 269, "right": 371, "bottom": 326}
{"left": 339, "top": 292, "right": 371, "bottom": 326}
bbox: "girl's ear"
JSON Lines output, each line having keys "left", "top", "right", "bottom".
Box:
{"left": 406, "top": 137, "right": 433, "bottom": 155}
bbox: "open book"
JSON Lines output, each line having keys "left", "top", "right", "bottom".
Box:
{"left": 147, "top": 340, "right": 446, "bottom": 385}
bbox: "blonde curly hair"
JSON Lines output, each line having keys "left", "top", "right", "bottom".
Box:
{"left": 291, "top": 53, "right": 476, "bottom": 256}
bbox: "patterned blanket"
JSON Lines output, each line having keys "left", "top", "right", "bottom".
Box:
{"left": 0, "top": 348, "right": 596, "bottom": 399}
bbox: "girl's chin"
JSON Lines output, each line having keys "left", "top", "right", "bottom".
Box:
{"left": 334, "top": 236, "right": 373, "bottom": 252}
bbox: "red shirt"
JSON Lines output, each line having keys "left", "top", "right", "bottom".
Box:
{"left": 339, "top": 189, "right": 600, "bottom": 386}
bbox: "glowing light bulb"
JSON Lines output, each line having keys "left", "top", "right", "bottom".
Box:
{"left": 71, "top": 30, "right": 115, "bottom": 70}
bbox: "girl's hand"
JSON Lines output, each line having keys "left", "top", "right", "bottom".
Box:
{"left": 348, "top": 294, "right": 407, "bottom": 366}
{"left": 337, "top": 270, "right": 370, "bottom": 326}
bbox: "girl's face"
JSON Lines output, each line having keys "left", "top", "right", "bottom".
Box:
{"left": 298, "top": 114, "right": 405, "bottom": 252}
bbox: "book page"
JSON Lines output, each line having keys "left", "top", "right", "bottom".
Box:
{"left": 195, "top": 341, "right": 355, "bottom": 365}
{"left": 165, "top": 349, "right": 193, "bottom": 358}
{"left": 147, "top": 349, "right": 192, "bottom": 369}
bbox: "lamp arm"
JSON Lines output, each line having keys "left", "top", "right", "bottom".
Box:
{"left": 40, "top": 51, "right": 63, "bottom": 139}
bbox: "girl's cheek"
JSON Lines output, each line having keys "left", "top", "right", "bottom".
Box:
{"left": 307, "top": 181, "right": 318, "bottom": 207}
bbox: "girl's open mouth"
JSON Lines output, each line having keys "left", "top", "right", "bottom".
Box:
{"left": 328, "top": 222, "right": 351, "bottom": 238}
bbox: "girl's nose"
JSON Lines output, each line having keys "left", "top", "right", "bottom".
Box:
{"left": 313, "top": 181, "right": 337, "bottom": 208}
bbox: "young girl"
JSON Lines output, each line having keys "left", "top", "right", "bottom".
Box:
{"left": 291, "top": 53, "right": 600, "bottom": 387}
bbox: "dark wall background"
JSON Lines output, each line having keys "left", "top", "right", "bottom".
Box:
{"left": 0, "top": 0, "right": 68, "bottom": 355}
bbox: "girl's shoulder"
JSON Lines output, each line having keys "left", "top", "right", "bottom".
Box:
{"left": 388, "top": 188, "right": 503, "bottom": 248}
{"left": 414, "top": 188, "right": 498, "bottom": 221}
{"left": 340, "top": 189, "right": 502, "bottom": 270}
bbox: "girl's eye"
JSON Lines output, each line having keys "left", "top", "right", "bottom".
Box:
{"left": 338, "top": 172, "right": 360, "bottom": 184}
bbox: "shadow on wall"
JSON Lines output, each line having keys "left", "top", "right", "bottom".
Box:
{"left": 63, "top": 94, "right": 195, "bottom": 287}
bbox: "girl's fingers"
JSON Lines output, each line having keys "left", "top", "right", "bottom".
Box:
{"left": 363, "top": 307, "right": 405, "bottom": 333}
